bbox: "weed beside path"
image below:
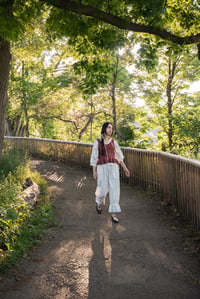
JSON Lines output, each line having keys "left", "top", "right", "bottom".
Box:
{"left": 0, "top": 158, "right": 200, "bottom": 299}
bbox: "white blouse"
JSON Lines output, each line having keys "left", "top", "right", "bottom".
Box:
{"left": 90, "top": 138, "right": 124, "bottom": 167}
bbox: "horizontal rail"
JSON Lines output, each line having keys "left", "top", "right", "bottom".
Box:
{"left": 4, "top": 136, "right": 200, "bottom": 228}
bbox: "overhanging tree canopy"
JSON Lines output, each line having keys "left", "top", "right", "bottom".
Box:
{"left": 0, "top": 0, "right": 200, "bottom": 159}
{"left": 42, "top": 0, "right": 200, "bottom": 46}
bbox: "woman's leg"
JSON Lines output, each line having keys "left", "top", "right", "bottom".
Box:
{"left": 108, "top": 164, "right": 121, "bottom": 214}
{"left": 95, "top": 164, "right": 109, "bottom": 208}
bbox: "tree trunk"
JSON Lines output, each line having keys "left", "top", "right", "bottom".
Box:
{"left": 166, "top": 59, "right": 176, "bottom": 151}
{"left": 22, "top": 61, "right": 29, "bottom": 137}
{"left": 110, "top": 54, "right": 119, "bottom": 136}
{"left": 111, "top": 81, "right": 117, "bottom": 135}
{"left": 0, "top": 37, "right": 11, "bottom": 160}
{"left": 166, "top": 65, "right": 173, "bottom": 150}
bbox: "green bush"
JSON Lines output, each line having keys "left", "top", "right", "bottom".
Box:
{"left": 0, "top": 200, "right": 54, "bottom": 272}
{"left": 0, "top": 149, "right": 28, "bottom": 180}
{"left": 0, "top": 150, "right": 54, "bottom": 273}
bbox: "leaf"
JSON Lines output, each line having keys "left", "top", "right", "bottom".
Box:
{"left": 6, "top": 209, "right": 19, "bottom": 221}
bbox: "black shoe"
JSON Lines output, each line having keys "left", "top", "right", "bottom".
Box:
{"left": 96, "top": 203, "right": 102, "bottom": 214}
{"left": 112, "top": 215, "right": 119, "bottom": 223}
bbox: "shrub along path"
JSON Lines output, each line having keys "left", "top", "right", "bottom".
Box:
{"left": 0, "top": 158, "right": 200, "bottom": 299}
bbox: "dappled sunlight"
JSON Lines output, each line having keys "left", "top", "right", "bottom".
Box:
{"left": 157, "top": 250, "right": 167, "bottom": 260}
{"left": 47, "top": 185, "right": 64, "bottom": 197}
{"left": 30, "top": 159, "right": 45, "bottom": 168}
{"left": 46, "top": 171, "right": 65, "bottom": 183}
{"left": 35, "top": 237, "right": 94, "bottom": 299}
{"left": 30, "top": 159, "right": 65, "bottom": 183}
{"left": 113, "top": 223, "right": 126, "bottom": 234}
{"left": 54, "top": 240, "right": 75, "bottom": 256}
{"left": 75, "top": 175, "right": 87, "bottom": 189}
{"left": 144, "top": 241, "right": 157, "bottom": 256}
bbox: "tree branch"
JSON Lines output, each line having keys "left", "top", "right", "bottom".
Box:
{"left": 40, "top": 114, "right": 78, "bottom": 131}
{"left": 78, "top": 111, "right": 112, "bottom": 139}
{"left": 78, "top": 116, "right": 92, "bottom": 139}
{"left": 42, "top": 0, "right": 200, "bottom": 45}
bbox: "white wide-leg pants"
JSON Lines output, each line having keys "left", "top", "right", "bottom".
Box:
{"left": 95, "top": 163, "right": 121, "bottom": 213}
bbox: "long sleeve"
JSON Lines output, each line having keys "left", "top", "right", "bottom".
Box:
{"left": 90, "top": 140, "right": 99, "bottom": 166}
{"left": 114, "top": 140, "right": 124, "bottom": 162}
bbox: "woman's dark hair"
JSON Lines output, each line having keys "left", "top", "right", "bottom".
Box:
{"left": 100, "top": 122, "right": 113, "bottom": 155}
{"left": 101, "top": 122, "right": 113, "bottom": 137}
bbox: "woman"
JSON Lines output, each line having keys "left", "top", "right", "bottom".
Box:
{"left": 90, "top": 122, "right": 130, "bottom": 223}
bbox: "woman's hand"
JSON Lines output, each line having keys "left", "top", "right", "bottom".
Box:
{"left": 124, "top": 168, "right": 130, "bottom": 177}
{"left": 93, "top": 167, "right": 97, "bottom": 180}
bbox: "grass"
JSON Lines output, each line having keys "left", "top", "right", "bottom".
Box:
{"left": 0, "top": 149, "right": 55, "bottom": 274}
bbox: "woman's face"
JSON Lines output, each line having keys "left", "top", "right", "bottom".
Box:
{"left": 105, "top": 124, "right": 113, "bottom": 136}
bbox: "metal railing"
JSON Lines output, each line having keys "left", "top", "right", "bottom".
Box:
{"left": 4, "top": 136, "right": 200, "bottom": 228}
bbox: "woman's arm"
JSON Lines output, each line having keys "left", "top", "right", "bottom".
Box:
{"left": 114, "top": 140, "right": 130, "bottom": 177}
{"left": 90, "top": 140, "right": 98, "bottom": 166}
{"left": 90, "top": 140, "right": 98, "bottom": 180}
{"left": 119, "top": 160, "right": 130, "bottom": 177}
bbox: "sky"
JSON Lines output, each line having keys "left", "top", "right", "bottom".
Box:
{"left": 135, "top": 81, "right": 200, "bottom": 107}
{"left": 187, "top": 80, "right": 200, "bottom": 93}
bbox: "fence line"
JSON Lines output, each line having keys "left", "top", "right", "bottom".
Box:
{"left": 4, "top": 136, "right": 200, "bottom": 228}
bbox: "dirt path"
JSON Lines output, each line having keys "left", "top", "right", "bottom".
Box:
{"left": 0, "top": 158, "right": 200, "bottom": 299}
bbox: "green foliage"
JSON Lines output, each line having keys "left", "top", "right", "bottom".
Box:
{"left": 117, "top": 113, "right": 136, "bottom": 146}
{"left": 166, "top": 0, "right": 200, "bottom": 33}
{"left": 47, "top": 9, "right": 91, "bottom": 39}
{"left": 172, "top": 104, "right": 200, "bottom": 157}
{"left": 47, "top": 7, "right": 126, "bottom": 51}
{"left": 0, "top": 149, "right": 28, "bottom": 180}
{"left": 0, "top": 150, "right": 54, "bottom": 273}
{"left": 73, "top": 57, "right": 114, "bottom": 95}
{"left": 0, "top": 175, "right": 20, "bottom": 204}
{"left": 127, "top": 0, "right": 166, "bottom": 26}
{"left": 118, "top": 124, "right": 135, "bottom": 146}
{"left": 137, "top": 38, "right": 159, "bottom": 71}
{"left": 0, "top": 0, "right": 43, "bottom": 41}
{"left": 0, "top": 198, "right": 54, "bottom": 273}
{"left": 0, "top": 1, "right": 21, "bottom": 41}
{"left": 135, "top": 42, "right": 200, "bottom": 155}
{"left": 7, "top": 13, "right": 68, "bottom": 137}
{"left": 4, "top": 0, "right": 200, "bottom": 157}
